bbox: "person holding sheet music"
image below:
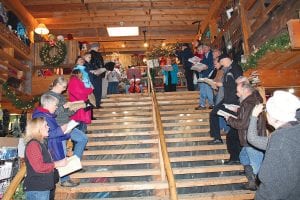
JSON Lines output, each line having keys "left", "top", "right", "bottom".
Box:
{"left": 162, "top": 56, "right": 178, "bottom": 92}
{"left": 24, "top": 117, "right": 67, "bottom": 200}
{"left": 32, "top": 94, "right": 79, "bottom": 188}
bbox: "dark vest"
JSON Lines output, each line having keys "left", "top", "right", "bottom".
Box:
{"left": 24, "top": 139, "right": 55, "bottom": 191}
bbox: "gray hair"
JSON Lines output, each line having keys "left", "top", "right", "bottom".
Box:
{"left": 49, "top": 76, "right": 67, "bottom": 90}
{"left": 239, "top": 81, "right": 255, "bottom": 93}
{"left": 40, "top": 94, "right": 58, "bottom": 107}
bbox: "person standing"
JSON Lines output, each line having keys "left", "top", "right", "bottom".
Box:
{"left": 89, "top": 43, "right": 105, "bottom": 108}
{"left": 208, "top": 54, "right": 243, "bottom": 145}
{"left": 23, "top": 117, "right": 67, "bottom": 200}
{"left": 176, "top": 43, "right": 194, "bottom": 91}
{"left": 162, "top": 56, "right": 178, "bottom": 92}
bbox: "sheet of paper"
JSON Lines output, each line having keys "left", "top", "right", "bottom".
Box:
{"left": 56, "top": 155, "right": 82, "bottom": 177}
{"left": 217, "top": 109, "right": 238, "bottom": 119}
{"left": 64, "top": 120, "right": 79, "bottom": 134}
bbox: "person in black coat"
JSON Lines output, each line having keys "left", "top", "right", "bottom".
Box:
{"left": 88, "top": 43, "right": 105, "bottom": 108}
{"left": 176, "top": 43, "right": 195, "bottom": 91}
{"left": 208, "top": 54, "right": 243, "bottom": 152}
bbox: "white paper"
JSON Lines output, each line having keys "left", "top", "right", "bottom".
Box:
{"left": 217, "top": 110, "right": 237, "bottom": 119}
{"left": 224, "top": 104, "right": 240, "bottom": 111}
{"left": 56, "top": 155, "right": 82, "bottom": 177}
{"left": 191, "top": 63, "right": 207, "bottom": 72}
{"left": 188, "top": 56, "right": 202, "bottom": 64}
{"left": 64, "top": 120, "right": 79, "bottom": 134}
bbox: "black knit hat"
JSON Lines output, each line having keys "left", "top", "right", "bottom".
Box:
{"left": 218, "top": 53, "right": 230, "bottom": 62}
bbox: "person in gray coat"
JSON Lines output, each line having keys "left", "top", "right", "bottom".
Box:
{"left": 253, "top": 90, "right": 300, "bottom": 200}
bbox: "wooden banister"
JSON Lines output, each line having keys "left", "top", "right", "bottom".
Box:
{"left": 2, "top": 164, "right": 26, "bottom": 200}
{"left": 147, "top": 67, "right": 178, "bottom": 200}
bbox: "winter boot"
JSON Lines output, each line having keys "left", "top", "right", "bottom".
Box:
{"left": 244, "top": 165, "right": 257, "bottom": 191}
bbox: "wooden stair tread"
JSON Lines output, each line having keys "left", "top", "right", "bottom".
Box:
{"left": 163, "top": 121, "right": 209, "bottom": 127}
{"left": 87, "top": 131, "right": 156, "bottom": 138}
{"left": 160, "top": 110, "right": 210, "bottom": 115}
{"left": 170, "top": 154, "right": 229, "bottom": 162}
{"left": 94, "top": 111, "right": 152, "bottom": 117}
{"left": 96, "top": 106, "right": 152, "bottom": 112}
{"left": 87, "top": 139, "right": 158, "bottom": 147}
{"left": 71, "top": 168, "right": 161, "bottom": 179}
{"left": 88, "top": 123, "right": 154, "bottom": 130}
{"left": 83, "top": 147, "right": 158, "bottom": 155}
{"left": 172, "top": 165, "right": 243, "bottom": 175}
{"left": 162, "top": 115, "right": 209, "bottom": 120}
{"left": 82, "top": 158, "right": 159, "bottom": 166}
{"left": 166, "top": 136, "right": 226, "bottom": 143}
{"left": 102, "top": 101, "right": 152, "bottom": 107}
{"left": 167, "top": 145, "right": 227, "bottom": 152}
{"left": 92, "top": 117, "right": 153, "bottom": 123}
{"left": 57, "top": 181, "right": 169, "bottom": 193}
{"left": 164, "top": 128, "right": 210, "bottom": 135}
{"left": 178, "top": 190, "right": 255, "bottom": 200}
{"left": 176, "top": 176, "right": 248, "bottom": 187}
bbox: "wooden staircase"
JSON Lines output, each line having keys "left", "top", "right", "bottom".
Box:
{"left": 56, "top": 91, "right": 255, "bottom": 199}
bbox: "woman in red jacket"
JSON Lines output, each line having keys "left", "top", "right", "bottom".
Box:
{"left": 68, "top": 69, "right": 93, "bottom": 133}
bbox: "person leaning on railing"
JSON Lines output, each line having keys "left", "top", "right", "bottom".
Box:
{"left": 23, "top": 117, "right": 67, "bottom": 200}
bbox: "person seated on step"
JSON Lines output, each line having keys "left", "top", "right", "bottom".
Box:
{"left": 32, "top": 94, "right": 79, "bottom": 188}
{"left": 253, "top": 91, "right": 300, "bottom": 200}
{"left": 224, "top": 80, "right": 265, "bottom": 190}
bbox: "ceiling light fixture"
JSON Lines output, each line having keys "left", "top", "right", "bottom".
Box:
{"left": 34, "top": 23, "right": 49, "bottom": 35}
{"left": 107, "top": 27, "right": 139, "bottom": 37}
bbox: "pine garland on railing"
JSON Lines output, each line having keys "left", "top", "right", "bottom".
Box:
{"left": 241, "top": 32, "right": 291, "bottom": 71}
{"left": 2, "top": 83, "right": 40, "bottom": 110}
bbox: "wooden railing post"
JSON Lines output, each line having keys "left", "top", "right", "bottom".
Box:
{"left": 2, "top": 164, "right": 26, "bottom": 200}
{"left": 147, "top": 67, "right": 178, "bottom": 200}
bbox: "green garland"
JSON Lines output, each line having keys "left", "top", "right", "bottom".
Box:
{"left": 146, "top": 43, "right": 180, "bottom": 59}
{"left": 2, "top": 83, "right": 40, "bottom": 110}
{"left": 40, "top": 40, "right": 67, "bottom": 67}
{"left": 241, "top": 33, "right": 291, "bottom": 71}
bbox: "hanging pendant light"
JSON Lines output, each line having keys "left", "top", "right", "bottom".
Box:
{"left": 34, "top": 23, "right": 49, "bottom": 35}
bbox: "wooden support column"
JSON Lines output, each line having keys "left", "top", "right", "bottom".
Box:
{"left": 240, "top": 0, "right": 251, "bottom": 56}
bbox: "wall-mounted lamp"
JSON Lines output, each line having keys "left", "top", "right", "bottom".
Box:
{"left": 121, "top": 42, "right": 126, "bottom": 48}
{"left": 34, "top": 23, "right": 49, "bottom": 35}
{"left": 162, "top": 42, "right": 166, "bottom": 47}
{"left": 143, "top": 30, "right": 148, "bottom": 48}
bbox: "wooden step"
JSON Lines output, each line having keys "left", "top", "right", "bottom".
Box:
{"left": 165, "top": 136, "right": 226, "bottom": 143}
{"left": 87, "top": 139, "right": 158, "bottom": 147}
{"left": 170, "top": 154, "right": 229, "bottom": 162}
{"left": 94, "top": 111, "right": 152, "bottom": 118}
{"left": 83, "top": 147, "right": 158, "bottom": 156}
{"left": 167, "top": 145, "right": 227, "bottom": 153}
{"left": 163, "top": 121, "right": 209, "bottom": 127}
{"left": 57, "top": 180, "right": 169, "bottom": 193}
{"left": 160, "top": 110, "right": 210, "bottom": 115}
{"left": 102, "top": 101, "right": 152, "bottom": 107}
{"left": 164, "top": 128, "right": 210, "bottom": 135}
{"left": 176, "top": 176, "right": 248, "bottom": 188}
{"left": 92, "top": 117, "right": 153, "bottom": 123}
{"left": 76, "top": 190, "right": 254, "bottom": 200}
{"left": 95, "top": 106, "right": 151, "bottom": 112}
{"left": 159, "top": 105, "right": 198, "bottom": 110}
{"left": 88, "top": 123, "right": 154, "bottom": 131}
{"left": 71, "top": 168, "right": 161, "bottom": 179}
{"left": 172, "top": 165, "right": 243, "bottom": 175}
{"left": 102, "top": 97, "right": 151, "bottom": 102}
{"left": 156, "top": 91, "right": 198, "bottom": 96}
{"left": 82, "top": 158, "right": 159, "bottom": 166}
{"left": 87, "top": 131, "right": 156, "bottom": 138}
{"left": 157, "top": 94, "right": 199, "bottom": 101}
{"left": 158, "top": 99, "right": 198, "bottom": 105}
{"left": 178, "top": 190, "right": 255, "bottom": 200}
{"left": 161, "top": 115, "right": 209, "bottom": 121}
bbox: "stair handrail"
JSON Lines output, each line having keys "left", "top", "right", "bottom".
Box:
{"left": 147, "top": 67, "right": 178, "bottom": 200}
{"left": 2, "top": 164, "right": 26, "bottom": 200}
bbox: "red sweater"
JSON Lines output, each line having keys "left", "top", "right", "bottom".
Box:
{"left": 26, "top": 141, "right": 54, "bottom": 173}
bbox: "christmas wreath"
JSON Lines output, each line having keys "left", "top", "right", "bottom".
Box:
{"left": 40, "top": 40, "right": 67, "bottom": 67}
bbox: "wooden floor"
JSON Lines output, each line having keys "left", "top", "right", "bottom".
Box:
{"left": 56, "top": 91, "right": 255, "bottom": 199}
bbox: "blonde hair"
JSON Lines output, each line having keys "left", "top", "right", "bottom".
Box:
{"left": 49, "top": 76, "right": 67, "bottom": 90}
{"left": 24, "top": 117, "right": 46, "bottom": 143}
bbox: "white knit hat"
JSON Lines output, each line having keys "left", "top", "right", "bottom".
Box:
{"left": 266, "top": 90, "right": 300, "bottom": 122}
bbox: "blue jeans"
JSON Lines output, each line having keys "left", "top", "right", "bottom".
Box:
{"left": 219, "top": 116, "right": 230, "bottom": 133}
{"left": 25, "top": 190, "right": 50, "bottom": 200}
{"left": 198, "top": 82, "right": 214, "bottom": 107}
{"left": 107, "top": 82, "right": 119, "bottom": 94}
{"left": 239, "top": 146, "right": 264, "bottom": 174}
{"left": 61, "top": 128, "right": 88, "bottom": 182}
